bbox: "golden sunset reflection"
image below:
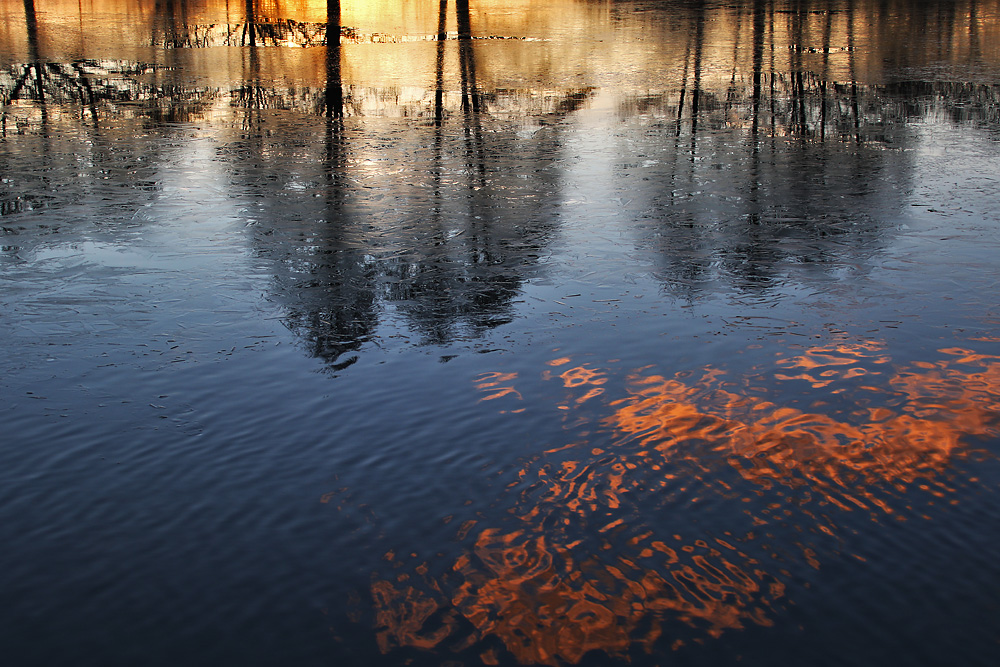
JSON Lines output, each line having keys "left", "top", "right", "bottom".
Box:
{"left": 4, "top": 0, "right": 1000, "bottom": 122}
{"left": 370, "top": 341, "right": 1000, "bottom": 663}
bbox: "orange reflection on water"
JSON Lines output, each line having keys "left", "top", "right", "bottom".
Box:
{"left": 774, "top": 341, "right": 891, "bottom": 389}
{"left": 371, "top": 342, "right": 1000, "bottom": 663}
{"left": 476, "top": 371, "right": 522, "bottom": 402}
{"left": 374, "top": 523, "right": 783, "bottom": 665}
{"left": 372, "top": 578, "right": 457, "bottom": 653}
{"left": 607, "top": 344, "right": 1000, "bottom": 514}
{"left": 447, "top": 527, "right": 781, "bottom": 665}
{"left": 558, "top": 365, "right": 607, "bottom": 405}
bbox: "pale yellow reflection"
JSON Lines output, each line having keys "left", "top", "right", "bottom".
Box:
{"left": 4, "top": 0, "right": 1000, "bottom": 103}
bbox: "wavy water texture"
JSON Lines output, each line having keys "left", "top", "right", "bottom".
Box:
{"left": 367, "top": 341, "right": 1000, "bottom": 664}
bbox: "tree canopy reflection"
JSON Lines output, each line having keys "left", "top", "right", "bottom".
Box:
{"left": 2, "top": 0, "right": 999, "bottom": 366}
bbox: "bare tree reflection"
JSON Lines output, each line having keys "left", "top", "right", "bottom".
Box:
{"left": 434, "top": 0, "right": 448, "bottom": 126}
{"left": 689, "top": 1, "right": 705, "bottom": 150}
{"left": 456, "top": 0, "right": 486, "bottom": 183}
{"left": 325, "top": 0, "right": 343, "bottom": 118}
{"left": 3, "top": 0, "right": 999, "bottom": 362}
{"left": 615, "top": 0, "right": 1000, "bottom": 300}
{"left": 225, "top": 3, "right": 606, "bottom": 365}
{"left": 243, "top": 0, "right": 256, "bottom": 46}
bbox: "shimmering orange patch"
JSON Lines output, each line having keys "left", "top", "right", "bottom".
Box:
{"left": 475, "top": 371, "right": 522, "bottom": 402}
{"left": 369, "top": 343, "right": 1000, "bottom": 663}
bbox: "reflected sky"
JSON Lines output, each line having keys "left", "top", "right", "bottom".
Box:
{"left": 2, "top": 1, "right": 1000, "bottom": 666}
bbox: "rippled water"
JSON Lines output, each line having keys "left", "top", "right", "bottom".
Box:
{"left": 2, "top": 0, "right": 1000, "bottom": 665}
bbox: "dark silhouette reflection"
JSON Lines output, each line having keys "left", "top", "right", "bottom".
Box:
{"left": 434, "top": 0, "right": 448, "bottom": 126}
{"left": 22, "top": 0, "right": 44, "bottom": 109}
{"left": 325, "top": 0, "right": 343, "bottom": 118}
{"left": 243, "top": 0, "right": 256, "bottom": 47}
{"left": 615, "top": 0, "right": 1000, "bottom": 300}
{"left": 3, "top": 0, "right": 1000, "bottom": 359}
{"left": 152, "top": 0, "right": 190, "bottom": 48}
{"left": 148, "top": 0, "right": 327, "bottom": 49}
{"left": 456, "top": 0, "right": 486, "bottom": 182}
{"left": 221, "top": 3, "right": 602, "bottom": 368}
{"left": 278, "top": 1, "right": 374, "bottom": 371}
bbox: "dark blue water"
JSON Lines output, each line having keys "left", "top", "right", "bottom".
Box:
{"left": 2, "top": 0, "right": 1000, "bottom": 665}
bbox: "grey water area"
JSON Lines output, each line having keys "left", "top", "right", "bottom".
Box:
{"left": 2, "top": 0, "right": 1000, "bottom": 665}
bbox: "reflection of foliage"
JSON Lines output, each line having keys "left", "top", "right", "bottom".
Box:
{"left": 0, "top": 59, "right": 217, "bottom": 220}
{"left": 281, "top": 266, "right": 379, "bottom": 372}
{"left": 222, "top": 30, "right": 583, "bottom": 364}
{"left": 0, "top": 59, "right": 218, "bottom": 127}
{"left": 377, "top": 215, "right": 551, "bottom": 346}
{"left": 8, "top": 0, "right": 999, "bottom": 353}
{"left": 366, "top": 341, "right": 1000, "bottom": 664}
{"left": 150, "top": 19, "right": 501, "bottom": 50}
{"left": 625, "top": 78, "right": 1000, "bottom": 141}
{"left": 152, "top": 20, "right": 330, "bottom": 49}
{"left": 1, "top": 60, "right": 161, "bottom": 107}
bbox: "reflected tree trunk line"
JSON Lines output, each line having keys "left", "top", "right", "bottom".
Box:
{"left": 674, "top": 29, "right": 691, "bottom": 139}
{"left": 768, "top": 0, "right": 776, "bottom": 142}
{"left": 301, "top": 1, "right": 373, "bottom": 371}
{"left": 21, "top": 0, "right": 49, "bottom": 129}
{"left": 324, "top": 0, "right": 344, "bottom": 187}
{"left": 432, "top": 0, "right": 448, "bottom": 241}
{"left": 456, "top": 0, "right": 486, "bottom": 183}
{"left": 969, "top": 0, "right": 981, "bottom": 59}
{"left": 243, "top": 0, "right": 256, "bottom": 46}
{"left": 749, "top": 0, "right": 766, "bottom": 214}
{"left": 680, "top": 1, "right": 706, "bottom": 211}
{"left": 456, "top": 0, "right": 480, "bottom": 113}
{"left": 689, "top": 3, "right": 705, "bottom": 156}
{"left": 325, "top": 0, "right": 343, "bottom": 118}
{"left": 153, "top": 0, "right": 192, "bottom": 48}
{"left": 224, "top": 0, "right": 233, "bottom": 43}
{"left": 316, "top": 118, "right": 369, "bottom": 373}
{"left": 23, "top": 0, "right": 44, "bottom": 104}
{"left": 457, "top": 0, "right": 489, "bottom": 277}
{"left": 434, "top": 0, "right": 448, "bottom": 127}
{"left": 790, "top": 0, "right": 807, "bottom": 136}
{"left": 323, "top": 0, "right": 346, "bottom": 234}
{"left": 725, "top": 5, "right": 744, "bottom": 108}
{"left": 23, "top": 0, "right": 41, "bottom": 65}
{"left": 234, "top": 0, "right": 264, "bottom": 115}
{"left": 819, "top": 0, "right": 833, "bottom": 141}
{"left": 751, "top": 0, "right": 766, "bottom": 142}
{"left": 847, "top": 0, "right": 861, "bottom": 142}
{"left": 76, "top": 0, "right": 84, "bottom": 52}
{"left": 667, "top": 19, "right": 694, "bottom": 208}
{"left": 70, "top": 61, "right": 101, "bottom": 127}
{"left": 937, "top": 1, "right": 956, "bottom": 63}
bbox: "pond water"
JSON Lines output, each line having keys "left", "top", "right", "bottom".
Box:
{"left": 2, "top": 0, "right": 1000, "bottom": 665}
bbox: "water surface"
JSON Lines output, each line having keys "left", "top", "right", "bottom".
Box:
{"left": 2, "top": 1, "right": 1000, "bottom": 665}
